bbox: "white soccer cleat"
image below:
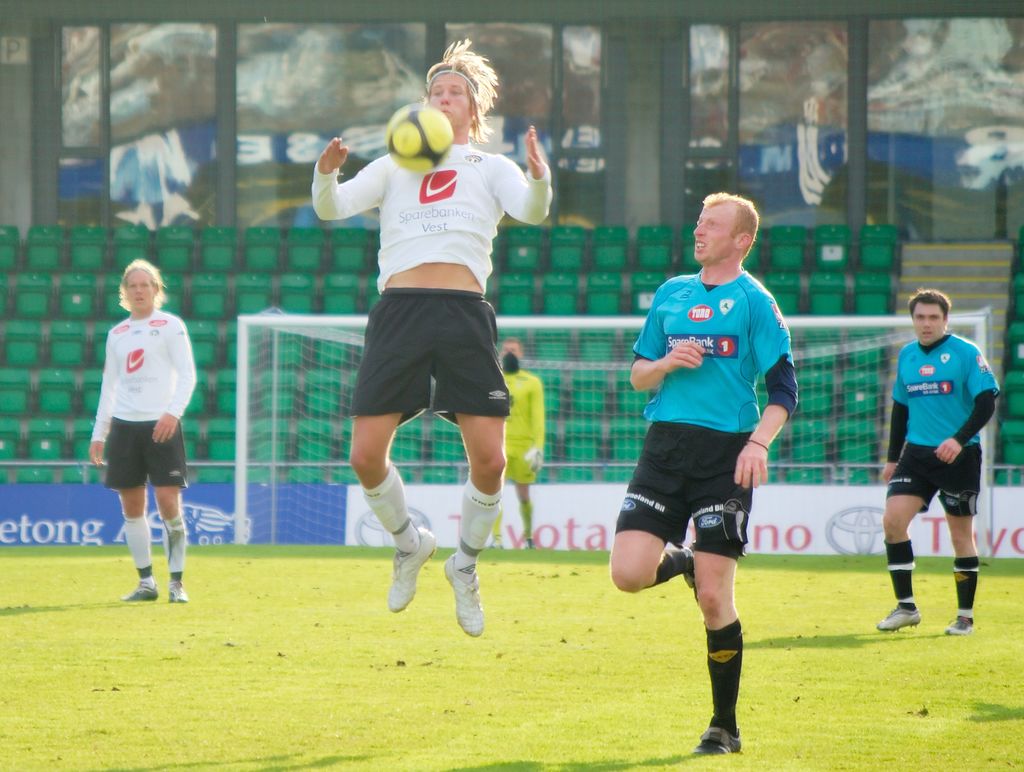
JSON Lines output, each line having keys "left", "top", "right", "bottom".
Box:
{"left": 168, "top": 581, "right": 190, "bottom": 604}
{"left": 121, "top": 581, "right": 158, "bottom": 602}
{"left": 387, "top": 527, "right": 437, "bottom": 613}
{"left": 876, "top": 606, "right": 921, "bottom": 631}
{"left": 945, "top": 616, "right": 974, "bottom": 635}
{"left": 444, "top": 555, "right": 484, "bottom": 637}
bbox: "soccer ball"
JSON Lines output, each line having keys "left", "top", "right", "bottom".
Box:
{"left": 385, "top": 104, "right": 454, "bottom": 173}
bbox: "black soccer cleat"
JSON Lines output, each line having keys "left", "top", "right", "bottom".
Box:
{"left": 693, "top": 726, "right": 742, "bottom": 755}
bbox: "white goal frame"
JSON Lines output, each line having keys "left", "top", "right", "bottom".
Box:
{"left": 234, "top": 311, "right": 994, "bottom": 553}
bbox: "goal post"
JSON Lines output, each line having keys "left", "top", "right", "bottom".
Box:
{"left": 234, "top": 310, "right": 994, "bottom": 553}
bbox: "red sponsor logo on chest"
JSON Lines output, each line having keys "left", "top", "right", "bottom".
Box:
{"left": 149, "top": 319, "right": 167, "bottom": 327}
{"left": 126, "top": 349, "right": 145, "bottom": 373}
{"left": 419, "top": 170, "right": 457, "bottom": 203}
{"left": 113, "top": 324, "right": 130, "bottom": 334}
{"left": 688, "top": 305, "right": 714, "bottom": 322}
{"left": 919, "top": 364, "right": 935, "bottom": 376}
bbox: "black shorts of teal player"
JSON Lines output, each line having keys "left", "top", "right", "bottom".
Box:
{"left": 351, "top": 288, "right": 510, "bottom": 424}
{"left": 104, "top": 417, "right": 189, "bottom": 489}
{"left": 617, "top": 422, "right": 752, "bottom": 558}
{"left": 887, "top": 443, "right": 982, "bottom": 516}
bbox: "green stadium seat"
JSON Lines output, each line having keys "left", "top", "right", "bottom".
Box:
{"left": 70, "top": 418, "right": 93, "bottom": 459}
{"left": 1001, "top": 420, "right": 1024, "bottom": 464}
{"left": 548, "top": 225, "right": 587, "bottom": 271}
{"left": 223, "top": 321, "right": 237, "bottom": 366}
{"left": 330, "top": 228, "right": 370, "bottom": 273}
{"left": 190, "top": 274, "right": 231, "bottom": 319}
{"left": 112, "top": 224, "right": 151, "bottom": 267}
{"left": 303, "top": 369, "right": 341, "bottom": 418}
{"left": 101, "top": 274, "right": 126, "bottom": 320}
{"left": 215, "top": 369, "right": 237, "bottom": 416}
{"left": 813, "top": 224, "right": 851, "bottom": 270}
{"left": 799, "top": 370, "right": 834, "bottom": 418}
{"left": 842, "top": 371, "right": 880, "bottom": 416}
{"left": 578, "top": 329, "right": 620, "bottom": 361}
{"left": 1008, "top": 322, "right": 1024, "bottom": 369}
{"left": 206, "top": 417, "right": 236, "bottom": 461}
{"left": 859, "top": 224, "right": 898, "bottom": 271}
{"left": 255, "top": 370, "right": 298, "bottom": 414}
{"left": 27, "top": 418, "right": 66, "bottom": 460}
{"left": 585, "top": 272, "right": 623, "bottom": 315}
{"left": 243, "top": 226, "right": 282, "bottom": 272}
{"left": 680, "top": 225, "right": 698, "bottom": 272}
{"left": 154, "top": 226, "right": 195, "bottom": 273}
{"left": 836, "top": 417, "right": 877, "bottom": 461}
{"left": 236, "top": 273, "right": 274, "bottom": 314}
{"left": 81, "top": 370, "right": 103, "bottom": 415}
{"left": 743, "top": 240, "right": 763, "bottom": 273}
{"left": 1004, "top": 370, "right": 1024, "bottom": 417}
{"left": 426, "top": 418, "right": 463, "bottom": 462}
{"left": 0, "top": 274, "right": 7, "bottom": 316}
{"left": 158, "top": 273, "right": 184, "bottom": 316}
{"left": 57, "top": 273, "right": 97, "bottom": 318}
{"left": 630, "top": 271, "right": 665, "bottom": 314}
{"left": 26, "top": 225, "right": 64, "bottom": 271}
{"left": 15, "top": 273, "right": 53, "bottom": 318}
{"left": 807, "top": 272, "right": 847, "bottom": 315}
{"left": 534, "top": 333, "right": 572, "bottom": 361}
{"left": 279, "top": 273, "right": 316, "bottom": 314}
{"left": 763, "top": 272, "right": 801, "bottom": 315}
{"left": 49, "top": 320, "right": 89, "bottom": 367}
{"left": 322, "top": 273, "right": 361, "bottom": 314}
{"left": 37, "top": 369, "right": 76, "bottom": 414}
{"left": 541, "top": 273, "right": 578, "bottom": 315}
{"left": 364, "top": 277, "right": 382, "bottom": 311}
{"left": 1012, "top": 274, "right": 1024, "bottom": 320}
{"left": 592, "top": 225, "right": 629, "bottom": 271}
{"left": 188, "top": 320, "right": 220, "bottom": 370}
{"left": 636, "top": 225, "right": 674, "bottom": 271}
{"left": 286, "top": 227, "right": 325, "bottom": 273}
{"left": 0, "top": 417, "right": 20, "bottom": 459}
{"left": 497, "top": 273, "right": 535, "bottom": 315}
{"left": 392, "top": 420, "right": 424, "bottom": 463}
{"left": 853, "top": 273, "right": 891, "bottom": 315}
{"left": 67, "top": 225, "right": 107, "bottom": 272}
{"left": 293, "top": 417, "right": 334, "bottom": 460}
{"left": 563, "top": 416, "right": 601, "bottom": 461}
{"left": 16, "top": 467, "right": 56, "bottom": 484}
{"left": 199, "top": 226, "right": 237, "bottom": 272}
{"left": 788, "top": 417, "right": 829, "bottom": 463}
{"left": 0, "top": 225, "right": 18, "bottom": 270}
{"left": 532, "top": 367, "right": 562, "bottom": 414}
{"left": 504, "top": 225, "right": 545, "bottom": 272}
{"left": 4, "top": 319, "right": 42, "bottom": 366}
{"left": 767, "top": 225, "right": 807, "bottom": 271}
{"left": 569, "top": 371, "right": 608, "bottom": 414}
{"left": 0, "top": 369, "right": 31, "bottom": 414}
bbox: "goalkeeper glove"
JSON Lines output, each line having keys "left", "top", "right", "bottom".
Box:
{"left": 524, "top": 446, "right": 543, "bottom": 473}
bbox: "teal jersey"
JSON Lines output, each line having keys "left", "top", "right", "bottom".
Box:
{"left": 892, "top": 333, "right": 999, "bottom": 447}
{"left": 632, "top": 271, "right": 793, "bottom": 432}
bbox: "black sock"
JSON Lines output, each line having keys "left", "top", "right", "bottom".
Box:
{"left": 137, "top": 565, "right": 153, "bottom": 580}
{"left": 706, "top": 619, "right": 742, "bottom": 736}
{"left": 171, "top": 571, "right": 183, "bottom": 582}
{"left": 953, "top": 556, "right": 979, "bottom": 613}
{"left": 884, "top": 540, "right": 916, "bottom": 608}
{"left": 652, "top": 547, "right": 691, "bottom": 587}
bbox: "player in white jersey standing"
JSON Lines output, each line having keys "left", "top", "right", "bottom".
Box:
{"left": 89, "top": 259, "right": 197, "bottom": 603}
{"left": 312, "top": 39, "right": 552, "bottom": 636}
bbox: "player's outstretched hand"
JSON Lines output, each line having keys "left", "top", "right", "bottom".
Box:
{"left": 317, "top": 138, "right": 349, "bottom": 175}
{"left": 734, "top": 441, "right": 768, "bottom": 489}
{"left": 525, "top": 125, "right": 549, "bottom": 180}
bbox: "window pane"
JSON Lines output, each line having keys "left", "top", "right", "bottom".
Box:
{"left": 236, "top": 23, "right": 426, "bottom": 228}
{"left": 738, "top": 22, "right": 848, "bottom": 226}
{"left": 446, "top": 24, "right": 553, "bottom": 167}
{"left": 689, "top": 25, "right": 729, "bottom": 150}
{"left": 109, "top": 23, "right": 217, "bottom": 227}
{"left": 556, "top": 163, "right": 605, "bottom": 228}
{"left": 59, "top": 157, "right": 103, "bottom": 225}
{"left": 562, "top": 26, "right": 601, "bottom": 150}
{"left": 685, "top": 158, "right": 733, "bottom": 223}
{"left": 868, "top": 19, "right": 1024, "bottom": 240}
{"left": 62, "top": 27, "right": 100, "bottom": 147}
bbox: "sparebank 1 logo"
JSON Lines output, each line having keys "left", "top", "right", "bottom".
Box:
{"left": 356, "top": 507, "right": 432, "bottom": 546}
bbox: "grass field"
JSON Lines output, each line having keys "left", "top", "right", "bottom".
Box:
{"left": 1, "top": 546, "right": 1022, "bottom": 771}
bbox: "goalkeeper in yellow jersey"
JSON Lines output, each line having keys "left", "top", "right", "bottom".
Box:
{"left": 494, "top": 337, "right": 545, "bottom": 548}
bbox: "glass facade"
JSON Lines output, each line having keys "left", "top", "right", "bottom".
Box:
{"left": 559, "top": 25, "right": 604, "bottom": 227}
{"left": 868, "top": 18, "right": 1024, "bottom": 240}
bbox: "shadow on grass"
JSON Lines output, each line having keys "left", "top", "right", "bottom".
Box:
{"left": 451, "top": 756, "right": 692, "bottom": 771}
{"left": 109, "top": 753, "right": 373, "bottom": 771}
{"left": 0, "top": 602, "right": 120, "bottom": 617}
{"left": 968, "top": 702, "right": 1024, "bottom": 723}
{"left": 747, "top": 630, "right": 947, "bottom": 649}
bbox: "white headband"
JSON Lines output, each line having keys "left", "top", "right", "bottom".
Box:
{"left": 427, "top": 68, "right": 478, "bottom": 95}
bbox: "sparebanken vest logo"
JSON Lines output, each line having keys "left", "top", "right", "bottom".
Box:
{"left": 420, "top": 170, "right": 457, "bottom": 203}
{"left": 126, "top": 349, "right": 145, "bottom": 373}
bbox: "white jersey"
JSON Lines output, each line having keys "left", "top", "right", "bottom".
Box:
{"left": 312, "top": 144, "right": 552, "bottom": 292}
{"left": 92, "top": 309, "right": 197, "bottom": 441}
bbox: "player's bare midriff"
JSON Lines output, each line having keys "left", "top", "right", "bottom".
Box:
{"left": 386, "top": 262, "right": 483, "bottom": 293}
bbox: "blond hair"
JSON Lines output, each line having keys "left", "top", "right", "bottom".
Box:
{"left": 119, "top": 258, "right": 166, "bottom": 311}
{"left": 702, "top": 192, "right": 760, "bottom": 257}
{"left": 426, "top": 39, "right": 499, "bottom": 143}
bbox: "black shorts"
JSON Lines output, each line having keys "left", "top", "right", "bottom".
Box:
{"left": 887, "top": 443, "right": 982, "bottom": 516}
{"left": 351, "top": 288, "right": 510, "bottom": 423}
{"left": 616, "top": 422, "right": 751, "bottom": 558}
{"left": 104, "top": 418, "right": 189, "bottom": 489}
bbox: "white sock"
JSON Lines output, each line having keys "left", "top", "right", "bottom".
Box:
{"left": 163, "top": 516, "right": 187, "bottom": 574}
{"left": 122, "top": 515, "right": 152, "bottom": 573}
{"left": 453, "top": 481, "right": 502, "bottom": 576}
{"left": 363, "top": 466, "right": 420, "bottom": 553}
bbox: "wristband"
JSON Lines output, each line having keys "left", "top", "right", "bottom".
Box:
{"left": 747, "top": 439, "right": 770, "bottom": 451}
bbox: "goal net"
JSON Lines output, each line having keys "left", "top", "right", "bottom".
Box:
{"left": 234, "top": 311, "right": 994, "bottom": 547}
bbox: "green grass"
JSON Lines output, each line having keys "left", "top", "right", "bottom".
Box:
{"left": 1, "top": 547, "right": 1022, "bottom": 770}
